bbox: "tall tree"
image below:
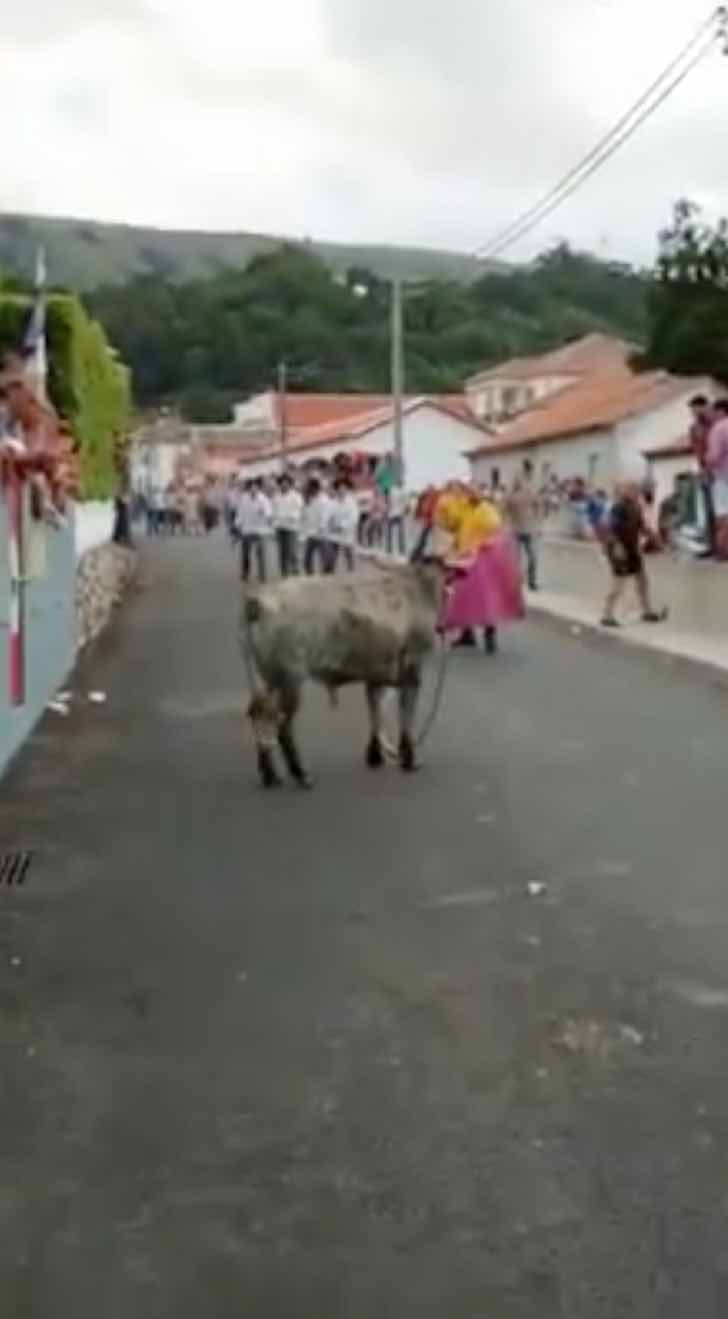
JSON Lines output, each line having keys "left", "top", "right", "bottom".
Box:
{"left": 86, "top": 241, "right": 649, "bottom": 420}
{"left": 639, "top": 200, "right": 728, "bottom": 382}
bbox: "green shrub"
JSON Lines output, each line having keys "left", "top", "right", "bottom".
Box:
{"left": 0, "top": 292, "right": 130, "bottom": 499}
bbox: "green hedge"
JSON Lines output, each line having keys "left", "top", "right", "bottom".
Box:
{"left": 0, "top": 292, "right": 130, "bottom": 499}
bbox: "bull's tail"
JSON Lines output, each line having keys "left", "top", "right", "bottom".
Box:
{"left": 239, "top": 590, "right": 264, "bottom": 702}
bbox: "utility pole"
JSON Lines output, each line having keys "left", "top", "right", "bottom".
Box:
{"left": 277, "top": 360, "right": 287, "bottom": 474}
{"left": 390, "top": 277, "right": 405, "bottom": 488}
{"left": 718, "top": 5, "right": 728, "bottom": 53}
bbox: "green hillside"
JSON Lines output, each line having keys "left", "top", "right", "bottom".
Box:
{"left": 84, "top": 242, "right": 648, "bottom": 421}
{"left": 0, "top": 213, "right": 484, "bottom": 291}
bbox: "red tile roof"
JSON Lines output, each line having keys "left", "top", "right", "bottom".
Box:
{"left": 236, "top": 396, "right": 490, "bottom": 466}
{"left": 278, "top": 394, "right": 395, "bottom": 429}
{"left": 466, "top": 369, "right": 688, "bottom": 457}
{"left": 466, "top": 333, "right": 636, "bottom": 387}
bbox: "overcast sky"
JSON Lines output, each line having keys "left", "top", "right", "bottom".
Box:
{"left": 5, "top": 0, "right": 727, "bottom": 265}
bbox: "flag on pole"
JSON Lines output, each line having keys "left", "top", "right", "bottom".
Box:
{"left": 22, "top": 246, "right": 47, "bottom": 395}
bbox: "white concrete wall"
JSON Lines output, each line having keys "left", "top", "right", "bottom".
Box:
{"left": 74, "top": 501, "right": 114, "bottom": 560}
{"left": 131, "top": 443, "right": 183, "bottom": 494}
{"left": 470, "top": 429, "right": 617, "bottom": 490}
{"left": 233, "top": 391, "right": 277, "bottom": 430}
{"left": 541, "top": 536, "right": 728, "bottom": 642}
{"left": 401, "top": 407, "right": 471, "bottom": 489}
{"left": 649, "top": 454, "right": 698, "bottom": 509}
{"left": 614, "top": 384, "right": 709, "bottom": 481}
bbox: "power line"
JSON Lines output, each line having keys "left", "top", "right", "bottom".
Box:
{"left": 475, "top": 7, "right": 725, "bottom": 263}
{"left": 475, "top": 8, "right": 716, "bottom": 258}
{"left": 480, "top": 36, "right": 717, "bottom": 262}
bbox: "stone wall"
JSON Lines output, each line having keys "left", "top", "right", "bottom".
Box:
{"left": 75, "top": 500, "right": 115, "bottom": 560}
{"left": 540, "top": 536, "right": 728, "bottom": 643}
{"left": 75, "top": 542, "right": 137, "bottom": 651}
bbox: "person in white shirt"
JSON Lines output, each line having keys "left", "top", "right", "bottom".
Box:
{"left": 328, "top": 478, "right": 359, "bottom": 572}
{"left": 273, "top": 474, "right": 303, "bottom": 577}
{"left": 386, "top": 485, "right": 409, "bottom": 557}
{"left": 236, "top": 479, "right": 272, "bottom": 582}
{"left": 302, "top": 478, "right": 333, "bottom": 575}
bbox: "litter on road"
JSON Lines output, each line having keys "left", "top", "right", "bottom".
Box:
{"left": 46, "top": 700, "right": 70, "bottom": 716}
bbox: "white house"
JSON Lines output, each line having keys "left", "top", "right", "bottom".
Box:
{"left": 236, "top": 395, "right": 490, "bottom": 491}
{"left": 465, "top": 335, "right": 714, "bottom": 500}
{"left": 465, "top": 334, "right": 632, "bottom": 426}
{"left": 232, "top": 391, "right": 279, "bottom": 433}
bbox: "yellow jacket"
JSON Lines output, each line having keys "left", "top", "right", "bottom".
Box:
{"left": 437, "top": 495, "right": 501, "bottom": 555}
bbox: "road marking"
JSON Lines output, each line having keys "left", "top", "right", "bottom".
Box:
{"left": 661, "top": 978, "right": 728, "bottom": 1009}
{"left": 425, "top": 890, "right": 500, "bottom": 910}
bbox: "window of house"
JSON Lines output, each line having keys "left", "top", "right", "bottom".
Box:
{"left": 588, "top": 453, "right": 600, "bottom": 483}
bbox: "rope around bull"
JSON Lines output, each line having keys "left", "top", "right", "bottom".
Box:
{"left": 378, "top": 635, "right": 451, "bottom": 762}
{"left": 351, "top": 542, "right": 454, "bottom": 761}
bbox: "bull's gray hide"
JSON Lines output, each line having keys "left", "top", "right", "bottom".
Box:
{"left": 240, "top": 561, "right": 445, "bottom": 788}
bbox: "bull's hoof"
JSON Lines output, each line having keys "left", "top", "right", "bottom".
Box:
{"left": 261, "top": 774, "right": 283, "bottom": 790}
{"left": 399, "top": 738, "right": 420, "bottom": 773}
{"left": 295, "top": 773, "right": 315, "bottom": 791}
{"left": 366, "top": 737, "right": 385, "bottom": 769}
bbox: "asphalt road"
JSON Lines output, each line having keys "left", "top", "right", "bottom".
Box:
{"left": 2, "top": 533, "right": 728, "bottom": 1318}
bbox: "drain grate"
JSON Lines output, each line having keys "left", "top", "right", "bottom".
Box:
{"left": 0, "top": 852, "right": 33, "bottom": 886}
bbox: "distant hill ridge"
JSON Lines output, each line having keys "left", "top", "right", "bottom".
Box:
{"left": 0, "top": 213, "right": 486, "bottom": 291}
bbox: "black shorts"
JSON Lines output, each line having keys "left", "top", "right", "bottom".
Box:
{"left": 608, "top": 544, "right": 643, "bottom": 578}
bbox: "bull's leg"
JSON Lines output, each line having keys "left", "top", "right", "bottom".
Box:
{"left": 365, "top": 683, "right": 385, "bottom": 768}
{"left": 398, "top": 663, "right": 421, "bottom": 773}
{"left": 277, "top": 682, "right": 313, "bottom": 789}
{"left": 248, "top": 692, "right": 283, "bottom": 789}
{"left": 258, "top": 745, "right": 282, "bottom": 789}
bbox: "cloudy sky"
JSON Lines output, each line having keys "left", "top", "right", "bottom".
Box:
{"left": 5, "top": 0, "right": 727, "bottom": 264}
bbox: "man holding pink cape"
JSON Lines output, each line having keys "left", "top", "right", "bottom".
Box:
{"left": 434, "top": 484, "right": 525, "bottom": 655}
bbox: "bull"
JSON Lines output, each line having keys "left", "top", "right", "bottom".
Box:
{"left": 240, "top": 560, "right": 445, "bottom": 788}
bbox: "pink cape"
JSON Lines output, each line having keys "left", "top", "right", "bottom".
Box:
{"left": 441, "top": 531, "right": 525, "bottom": 631}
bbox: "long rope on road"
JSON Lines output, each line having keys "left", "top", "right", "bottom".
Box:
{"left": 379, "top": 637, "right": 452, "bottom": 763}
{"left": 474, "top": 6, "right": 726, "bottom": 264}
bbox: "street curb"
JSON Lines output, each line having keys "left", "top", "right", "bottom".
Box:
{"left": 528, "top": 601, "right": 728, "bottom": 691}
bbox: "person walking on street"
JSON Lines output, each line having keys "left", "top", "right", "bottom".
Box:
{"left": 506, "top": 475, "right": 541, "bottom": 591}
{"left": 386, "top": 485, "right": 408, "bottom": 556}
{"left": 302, "top": 478, "right": 333, "bottom": 575}
{"left": 328, "top": 478, "right": 359, "bottom": 573}
{"left": 273, "top": 474, "right": 303, "bottom": 577}
{"left": 601, "top": 482, "right": 667, "bottom": 628}
{"left": 707, "top": 398, "right": 728, "bottom": 561}
{"left": 147, "top": 484, "right": 163, "bottom": 536}
{"left": 236, "top": 479, "right": 271, "bottom": 582}
{"left": 688, "top": 394, "right": 717, "bottom": 557}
